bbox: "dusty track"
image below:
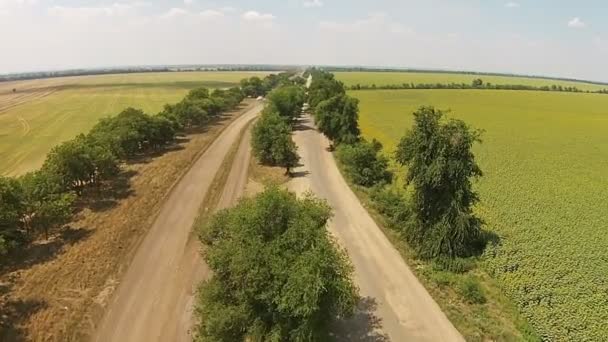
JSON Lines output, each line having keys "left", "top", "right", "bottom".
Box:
{"left": 93, "top": 103, "right": 261, "bottom": 342}
{"left": 289, "top": 113, "right": 464, "bottom": 342}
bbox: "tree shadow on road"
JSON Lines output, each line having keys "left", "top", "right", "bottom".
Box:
{"left": 331, "top": 296, "right": 391, "bottom": 342}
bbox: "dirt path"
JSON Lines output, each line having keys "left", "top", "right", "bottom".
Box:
{"left": 289, "top": 114, "right": 464, "bottom": 342}
{"left": 93, "top": 103, "right": 262, "bottom": 342}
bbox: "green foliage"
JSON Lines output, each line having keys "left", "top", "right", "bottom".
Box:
{"left": 432, "top": 257, "right": 475, "bottom": 274}
{"left": 240, "top": 76, "right": 266, "bottom": 97}
{"left": 252, "top": 110, "right": 299, "bottom": 173}
{"left": 314, "top": 94, "right": 361, "bottom": 145}
{"left": 458, "top": 277, "right": 486, "bottom": 304}
{"left": 195, "top": 187, "right": 359, "bottom": 342}
{"left": 369, "top": 186, "right": 411, "bottom": 228}
{"left": 42, "top": 134, "right": 120, "bottom": 193}
{"left": 19, "top": 170, "right": 75, "bottom": 238}
{"left": 396, "top": 106, "right": 483, "bottom": 259}
{"left": 336, "top": 139, "right": 392, "bottom": 187}
{"left": 307, "top": 70, "right": 346, "bottom": 109}
{"left": 0, "top": 177, "right": 25, "bottom": 255}
{"left": 89, "top": 107, "right": 176, "bottom": 158}
{"left": 266, "top": 85, "right": 305, "bottom": 120}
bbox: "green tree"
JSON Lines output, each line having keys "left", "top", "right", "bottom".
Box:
{"left": 472, "top": 78, "right": 483, "bottom": 88}
{"left": 314, "top": 94, "right": 360, "bottom": 146}
{"left": 308, "top": 71, "right": 345, "bottom": 109}
{"left": 336, "top": 139, "right": 392, "bottom": 187}
{"left": 266, "top": 85, "right": 305, "bottom": 121}
{"left": 42, "top": 135, "right": 119, "bottom": 193}
{"left": 252, "top": 110, "right": 300, "bottom": 174}
{"left": 395, "top": 106, "right": 483, "bottom": 258}
{"left": 0, "top": 177, "right": 25, "bottom": 255}
{"left": 196, "top": 187, "right": 358, "bottom": 341}
{"left": 19, "top": 171, "right": 75, "bottom": 239}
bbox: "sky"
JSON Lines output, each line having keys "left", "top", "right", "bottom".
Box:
{"left": 1, "top": 0, "right": 608, "bottom": 82}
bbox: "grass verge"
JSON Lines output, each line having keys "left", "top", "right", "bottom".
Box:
{"left": 333, "top": 157, "right": 539, "bottom": 342}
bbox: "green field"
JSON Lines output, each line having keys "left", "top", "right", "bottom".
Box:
{"left": 0, "top": 71, "right": 268, "bottom": 175}
{"left": 350, "top": 89, "right": 608, "bottom": 341}
{"left": 335, "top": 71, "right": 608, "bottom": 91}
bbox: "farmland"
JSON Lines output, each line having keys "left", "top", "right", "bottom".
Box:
{"left": 348, "top": 88, "right": 608, "bottom": 340}
{"left": 335, "top": 71, "right": 608, "bottom": 91}
{"left": 0, "top": 71, "right": 268, "bottom": 176}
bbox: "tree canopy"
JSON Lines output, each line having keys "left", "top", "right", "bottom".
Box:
{"left": 314, "top": 94, "right": 361, "bottom": 146}
{"left": 336, "top": 139, "right": 392, "bottom": 187}
{"left": 195, "top": 187, "right": 359, "bottom": 341}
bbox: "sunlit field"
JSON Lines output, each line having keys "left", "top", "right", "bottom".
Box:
{"left": 0, "top": 71, "right": 268, "bottom": 175}
{"left": 335, "top": 71, "right": 608, "bottom": 91}
{"left": 350, "top": 88, "right": 608, "bottom": 341}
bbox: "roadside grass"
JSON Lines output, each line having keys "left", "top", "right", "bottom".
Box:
{"left": 347, "top": 89, "right": 608, "bottom": 341}
{"left": 248, "top": 157, "right": 291, "bottom": 187}
{"left": 333, "top": 159, "right": 538, "bottom": 341}
{"left": 0, "top": 101, "right": 254, "bottom": 341}
{"left": 0, "top": 71, "right": 269, "bottom": 176}
{"left": 334, "top": 71, "right": 608, "bottom": 91}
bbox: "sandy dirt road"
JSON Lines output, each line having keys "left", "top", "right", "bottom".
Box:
{"left": 93, "top": 103, "right": 262, "bottom": 342}
{"left": 289, "top": 114, "right": 464, "bottom": 342}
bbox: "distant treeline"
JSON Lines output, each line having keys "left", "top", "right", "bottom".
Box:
{"left": 348, "top": 79, "right": 608, "bottom": 94}
{"left": 323, "top": 66, "right": 608, "bottom": 88}
{"left": 0, "top": 72, "right": 291, "bottom": 257}
{"left": 0, "top": 64, "right": 295, "bottom": 83}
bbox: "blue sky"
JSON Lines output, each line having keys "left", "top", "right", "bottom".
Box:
{"left": 1, "top": 0, "right": 607, "bottom": 81}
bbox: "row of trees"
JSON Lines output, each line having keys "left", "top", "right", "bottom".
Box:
{"left": 309, "top": 69, "right": 485, "bottom": 259}
{"left": 308, "top": 70, "right": 392, "bottom": 188}
{"left": 239, "top": 73, "right": 297, "bottom": 98}
{"left": 348, "top": 79, "right": 607, "bottom": 94}
{"left": 0, "top": 73, "right": 288, "bottom": 256}
{"left": 195, "top": 75, "right": 359, "bottom": 341}
{"left": 251, "top": 82, "right": 305, "bottom": 174}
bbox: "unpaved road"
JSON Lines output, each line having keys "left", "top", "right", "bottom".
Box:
{"left": 93, "top": 103, "right": 261, "bottom": 342}
{"left": 289, "top": 113, "right": 464, "bottom": 342}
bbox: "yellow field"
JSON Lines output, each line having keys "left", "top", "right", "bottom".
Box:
{"left": 335, "top": 71, "right": 608, "bottom": 91}
{"left": 350, "top": 89, "right": 608, "bottom": 341}
{"left": 0, "top": 71, "right": 268, "bottom": 175}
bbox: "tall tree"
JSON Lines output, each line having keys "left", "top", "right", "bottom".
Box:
{"left": 395, "top": 106, "right": 484, "bottom": 258}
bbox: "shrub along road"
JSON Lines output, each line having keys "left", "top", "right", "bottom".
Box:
{"left": 93, "top": 102, "right": 263, "bottom": 342}
{"left": 289, "top": 113, "right": 464, "bottom": 342}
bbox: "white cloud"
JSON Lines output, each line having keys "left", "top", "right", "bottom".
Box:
{"left": 505, "top": 2, "right": 520, "bottom": 8}
{"left": 48, "top": 3, "right": 143, "bottom": 18}
{"left": 567, "top": 17, "right": 586, "bottom": 28}
{"left": 303, "top": 0, "right": 323, "bottom": 8}
{"left": 320, "top": 13, "right": 411, "bottom": 35}
{"left": 183, "top": 0, "right": 193, "bottom": 5}
{"left": 220, "top": 6, "right": 237, "bottom": 12}
{"left": 161, "top": 7, "right": 188, "bottom": 19}
{"left": 200, "top": 9, "right": 224, "bottom": 19}
{"left": 242, "top": 10, "right": 275, "bottom": 21}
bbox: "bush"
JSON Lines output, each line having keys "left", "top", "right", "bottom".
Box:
{"left": 458, "top": 276, "right": 486, "bottom": 304}
{"left": 432, "top": 257, "right": 475, "bottom": 274}
{"left": 369, "top": 186, "right": 410, "bottom": 227}
{"left": 336, "top": 139, "right": 392, "bottom": 187}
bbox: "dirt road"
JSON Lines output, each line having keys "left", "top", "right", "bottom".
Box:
{"left": 289, "top": 114, "right": 464, "bottom": 342}
{"left": 93, "top": 103, "right": 262, "bottom": 342}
